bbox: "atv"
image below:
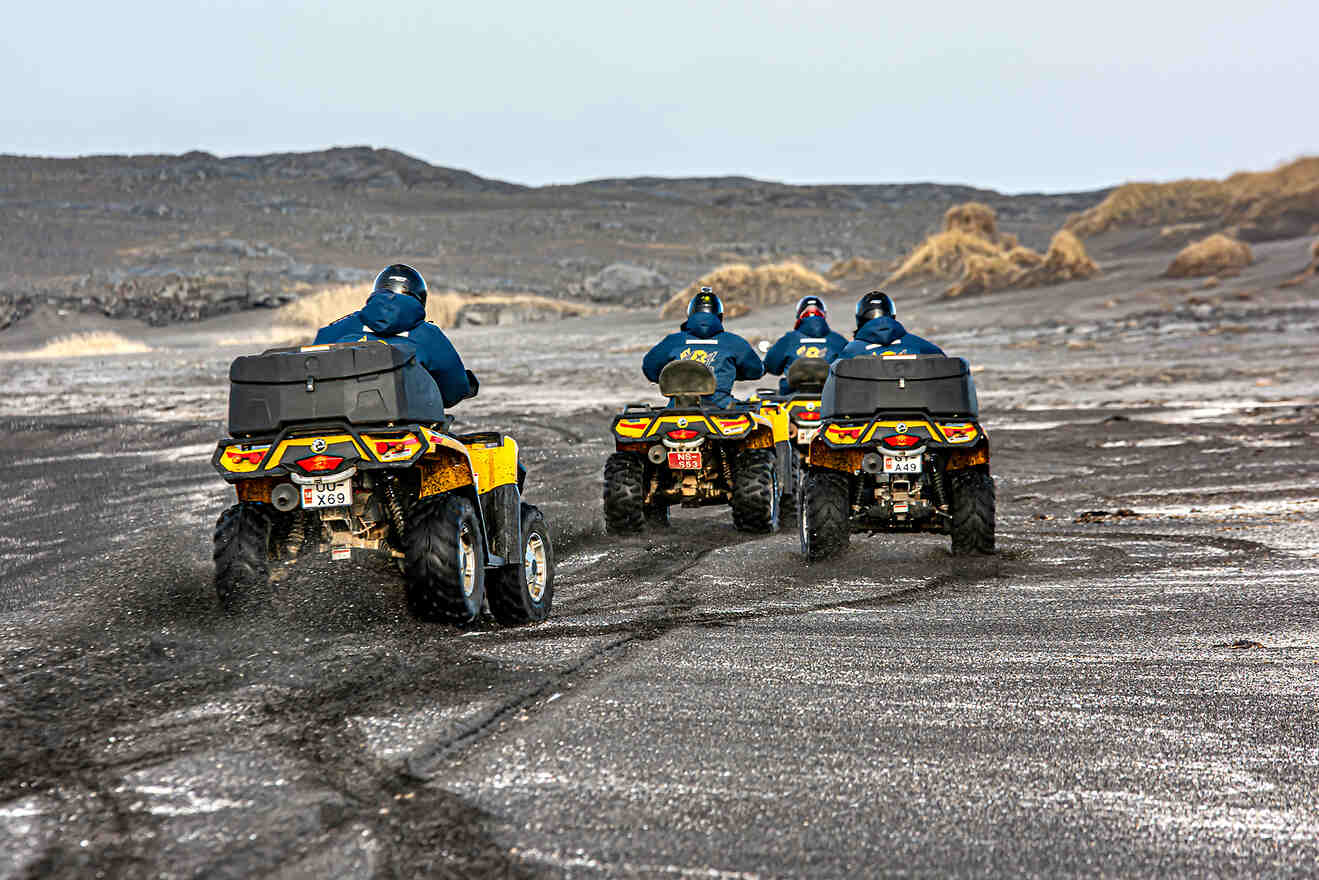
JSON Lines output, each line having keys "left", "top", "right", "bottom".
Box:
{"left": 604, "top": 360, "right": 790, "bottom": 534}
{"left": 798, "top": 355, "right": 994, "bottom": 561}
{"left": 751, "top": 357, "right": 831, "bottom": 517}
{"left": 211, "top": 341, "right": 554, "bottom": 625}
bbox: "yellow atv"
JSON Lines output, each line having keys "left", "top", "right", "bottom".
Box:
{"left": 800, "top": 355, "right": 994, "bottom": 561}
{"left": 604, "top": 361, "right": 790, "bottom": 534}
{"left": 751, "top": 357, "right": 831, "bottom": 517}
{"left": 212, "top": 341, "right": 553, "bottom": 625}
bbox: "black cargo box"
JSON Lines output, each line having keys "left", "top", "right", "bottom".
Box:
{"left": 821, "top": 356, "right": 978, "bottom": 419}
{"left": 227, "top": 342, "right": 446, "bottom": 435}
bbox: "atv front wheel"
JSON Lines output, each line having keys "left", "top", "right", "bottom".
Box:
{"left": 732, "top": 449, "right": 779, "bottom": 533}
{"left": 214, "top": 502, "right": 274, "bottom": 612}
{"left": 949, "top": 467, "right": 995, "bottom": 555}
{"left": 403, "top": 494, "right": 486, "bottom": 624}
{"left": 488, "top": 504, "right": 555, "bottom": 626}
{"left": 603, "top": 453, "right": 645, "bottom": 535}
{"left": 800, "top": 469, "right": 850, "bottom": 562}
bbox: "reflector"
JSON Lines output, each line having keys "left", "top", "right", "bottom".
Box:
{"left": 296, "top": 454, "right": 345, "bottom": 472}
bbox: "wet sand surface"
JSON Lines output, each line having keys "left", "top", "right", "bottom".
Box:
{"left": 1, "top": 266, "right": 1317, "bottom": 877}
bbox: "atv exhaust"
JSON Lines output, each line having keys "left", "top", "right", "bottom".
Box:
{"left": 271, "top": 483, "right": 300, "bottom": 512}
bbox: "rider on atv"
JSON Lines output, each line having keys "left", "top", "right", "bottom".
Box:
{"left": 763, "top": 295, "right": 849, "bottom": 392}
{"left": 642, "top": 287, "right": 764, "bottom": 408}
{"left": 314, "top": 264, "right": 477, "bottom": 411}
{"left": 837, "top": 291, "right": 945, "bottom": 360}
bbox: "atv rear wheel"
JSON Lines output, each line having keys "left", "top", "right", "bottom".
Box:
{"left": 800, "top": 468, "right": 850, "bottom": 561}
{"left": 732, "top": 448, "right": 779, "bottom": 533}
{"left": 949, "top": 467, "right": 995, "bottom": 555}
{"left": 403, "top": 494, "right": 486, "bottom": 624}
{"left": 214, "top": 502, "right": 274, "bottom": 612}
{"left": 488, "top": 503, "right": 555, "bottom": 626}
{"left": 603, "top": 453, "right": 645, "bottom": 535}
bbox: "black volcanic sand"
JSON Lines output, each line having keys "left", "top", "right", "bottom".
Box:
{"left": 0, "top": 245, "right": 1317, "bottom": 878}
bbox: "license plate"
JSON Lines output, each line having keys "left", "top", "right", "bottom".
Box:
{"left": 797, "top": 427, "right": 819, "bottom": 444}
{"left": 883, "top": 454, "right": 922, "bottom": 474}
{"left": 302, "top": 478, "right": 353, "bottom": 508}
{"left": 667, "top": 450, "right": 702, "bottom": 470}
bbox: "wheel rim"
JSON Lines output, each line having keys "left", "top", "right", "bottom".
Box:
{"left": 525, "top": 531, "right": 548, "bottom": 602}
{"left": 458, "top": 522, "right": 479, "bottom": 598}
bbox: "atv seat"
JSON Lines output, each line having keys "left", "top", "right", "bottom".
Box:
{"left": 658, "top": 360, "right": 718, "bottom": 409}
{"left": 785, "top": 357, "right": 830, "bottom": 393}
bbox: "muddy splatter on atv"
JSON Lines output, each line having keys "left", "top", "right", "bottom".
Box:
{"left": 603, "top": 360, "right": 790, "bottom": 534}
{"left": 799, "top": 355, "right": 994, "bottom": 561}
{"left": 211, "top": 341, "right": 553, "bottom": 625}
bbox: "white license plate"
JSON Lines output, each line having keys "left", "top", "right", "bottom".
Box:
{"left": 883, "top": 454, "right": 922, "bottom": 474}
{"left": 797, "top": 427, "right": 819, "bottom": 444}
{"left": 667, "top": 450, "right": 702, "bottom": 470}
{"left": 302, "top": 478, "right": 353, "bottom": 508}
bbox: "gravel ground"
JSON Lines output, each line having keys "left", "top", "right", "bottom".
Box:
{"left": 1, "top": 244, "right": 1316, "bottom": 878}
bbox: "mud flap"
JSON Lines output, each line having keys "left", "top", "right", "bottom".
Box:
{"left": 776, "top": 441, "right": 791, "bottom": 501}
{"left": 480, "top": 484, "right": 521, "bottom": 566}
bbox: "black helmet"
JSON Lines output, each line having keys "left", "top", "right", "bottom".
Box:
{"left": 372, "top": 264, "right": 428, "bottom": 307}
{"left": 855, "top": 290, "right": 896, "bottom": 329}
{"left": 687, "top": 286, "right": 723, "bottom": 320}
{"left": 795, "top": 295, "right": 828, "bottom": 327}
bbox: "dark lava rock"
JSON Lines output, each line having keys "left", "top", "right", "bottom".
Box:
{"left": 0, "top": 293, "right": 34, "bottom": 331}
{"left": 581, "top": 263, "right": 671, "bottom": 306}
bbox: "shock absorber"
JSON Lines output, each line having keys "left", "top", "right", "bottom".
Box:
{"left": 719, "top": 445, "right": 734, "bottom": 487}
{"left": 928, "top": 462, "right": 948, "bottom": 509}
{"left": 283, "top": 511, "right": 305, "bottom": 559}
{"left": 379, "top": 474, "right": 407, "bottom": 544}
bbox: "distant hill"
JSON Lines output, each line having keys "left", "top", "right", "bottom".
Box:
{"left": 0, "top": 147, "right": 1114, "bottom": 329}
{"left": 0, "top": 146, "right": 526, "bottom": 193}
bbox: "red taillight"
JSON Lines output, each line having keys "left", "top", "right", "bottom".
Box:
{"left": 666, "top": 429, "right": 699, "bottom": 440}
{"left": 226, "top": 450, "right": 264, "bottom": 465}
{"left": 796, "top": 411, "right": 821, "bottom": 421}
{"left": 374, "top": 440, "right": 414, "bottom": 456}
{"left": 296, "top": 454, "right": 345, "bottom": 473}
{"left": 882, "top": 434, "right": 920, "bottom": 448}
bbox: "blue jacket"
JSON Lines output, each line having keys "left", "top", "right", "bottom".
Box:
{"left": 838, "top": 316, "right": 945, "bottom": 360}
{"left": 763, "top": 315, "right": 849, "bottom": 394}
{"left": 642, "top": 312, "right": 764, "bottom": 408}
{"left": 314, "top": 291, "right": 474, "bottom": 409}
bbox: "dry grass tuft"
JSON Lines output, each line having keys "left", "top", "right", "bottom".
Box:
{"left": 825, "top": 256, "right": 890, "bottom": 281}
{"left": 943, "top": 202, "right": 999, "bottom": 239}
{"left": 659, "top": 261, "right": 838, "bottom": 320}
{"left": 884, "top": 200, "right": 1102, "bottom": 298}
{"left": 1066, "top": 156, "right": 1319, "bottom": 239}
{"left": 4, "top": 331, "right": 152, "bottom": 360}
{"left": 884, "top": 230, "right": 1006, "bottom": 286}
{"left": 945, "top": 253, "right": 1023, "bottom": 298}
{"left": 1005, "top": 246, "right": 1045, "bottom": 269}
{"left": 1033, "top": 229, "right": 1100, "bottom": 282}
{"left": 1164, "top": 234, "right": 1254, "bottom": 278}
{"left": 944, "top": 230, "right": 1099, "bottom": 298}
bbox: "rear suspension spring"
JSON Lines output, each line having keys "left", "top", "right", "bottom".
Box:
{"left": 380, "top": 475, "right": 407, "bottom": 544}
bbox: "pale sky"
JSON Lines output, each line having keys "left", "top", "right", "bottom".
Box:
{"left": 4, "top": 0, "right": 1315, "bottom": 192}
